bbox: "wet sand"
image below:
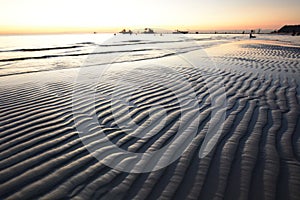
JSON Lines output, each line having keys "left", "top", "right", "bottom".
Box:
{"left": 0, "top": 39, "right": 299, "bottom": 200}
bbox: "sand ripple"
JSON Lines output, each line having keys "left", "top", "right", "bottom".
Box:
{"left": 0, "top": 41, "right": 299, "bottom": 200}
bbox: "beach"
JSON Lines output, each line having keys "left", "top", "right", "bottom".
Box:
{"left": 0, "top": 34, "right": 299, "bottom": 199}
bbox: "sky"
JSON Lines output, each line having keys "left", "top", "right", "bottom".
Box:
{"left": 0, "top": 0, "right": 299, "bottom": 34}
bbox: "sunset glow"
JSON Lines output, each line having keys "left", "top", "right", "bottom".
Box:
{"left": 0, "top": 0, "right": 299, "bottom": 34}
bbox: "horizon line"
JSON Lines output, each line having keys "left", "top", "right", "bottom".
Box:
{"left": 0, "top": 28, "right": 287, "bottom": 35}
{"left": 1, "top": 24, "right": 297, "bottom": 35}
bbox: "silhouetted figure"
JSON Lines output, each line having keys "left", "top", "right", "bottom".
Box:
{"left": 257, "top": 29, "right": 261, "bottom": 34}
{"left": 250, "top": 30, "right": 256, "bottom": 38}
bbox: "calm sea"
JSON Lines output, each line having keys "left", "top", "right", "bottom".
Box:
{"left": 0, "top": 33, "right": 298, "bottom": 77}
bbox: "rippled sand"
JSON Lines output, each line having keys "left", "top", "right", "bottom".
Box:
{"left": 0, "top": 39, "right": 299, "bottom": 200}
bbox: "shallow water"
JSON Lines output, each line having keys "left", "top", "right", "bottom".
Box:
{"left": 1, "top": 33, "right": 298, "bottom": 77}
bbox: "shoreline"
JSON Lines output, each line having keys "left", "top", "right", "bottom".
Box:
{"left": 0, "top": 37, "right": 299, "bottom": 199}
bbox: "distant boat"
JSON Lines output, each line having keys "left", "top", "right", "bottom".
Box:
{"left": 173, "top": 30, "right": 189, "bottom": 34}
{"left": 143, "top": 28, "right": 155, "bottom": 34}
{"left": 119, "top": 29, "right": 133, "bottom": 34}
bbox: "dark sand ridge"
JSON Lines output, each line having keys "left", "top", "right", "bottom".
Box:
{"left": 0, "top": 40, "right": 299, "bottom": 200}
